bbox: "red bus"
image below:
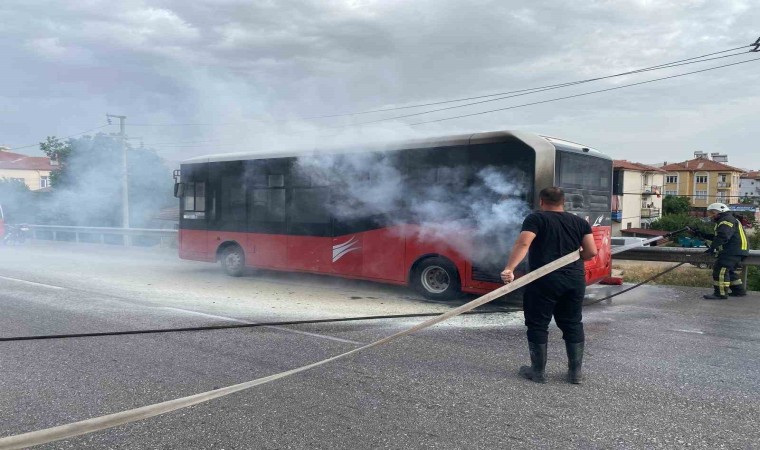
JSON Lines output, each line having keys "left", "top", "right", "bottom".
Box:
{"left": 175, "top": 130, "right": 612, "bottom": 300}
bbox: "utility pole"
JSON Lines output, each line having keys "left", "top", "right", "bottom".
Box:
{"left": 751, "top": 36, "right": 760, "bottom": 52}
{"left": 106, "top": 114, "right": 129, "bottom": 243}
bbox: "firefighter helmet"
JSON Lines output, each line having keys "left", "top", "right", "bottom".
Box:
{"left": 706, "top": 202, "right": 729, "bottom": 213}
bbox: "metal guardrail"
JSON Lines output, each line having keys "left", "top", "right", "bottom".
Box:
{"left": 613, "top": 246, "right": 760, "bottom": 265}
{"left": 613, "top": 246, "right": 760, "bottom": 287}
{"left": 25, "top": 224, "right": 177, "bottom": 247}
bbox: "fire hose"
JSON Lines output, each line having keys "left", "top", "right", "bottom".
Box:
{"left": 0, "top": 228, "right": 694, "bottom": 448}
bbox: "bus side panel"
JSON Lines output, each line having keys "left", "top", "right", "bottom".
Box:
{"left": 585, "top": 225, "right": 612, "bottom": 284}
{"left": 208, "top": 232, "right": 249, "bottom": 260}
{"left": 179, "top": 229, "right": 212, "bottom": 262}
{"left": 331, "top": 234, "right": 363, "bottom": 277}
{"left": 359, "top": 228, "right": 405, "bottom": 282}
{"left": 403, "top": 225, "right": 468, "bottom": 284}
{"left": 247, "top": 233, "right": 288, "bottom": 269}
{"left": 287, "top": 235, "right": 332, "bottom": 273}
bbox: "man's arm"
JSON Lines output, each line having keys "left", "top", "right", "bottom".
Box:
{"left": 501, "top": 231, "right": 536, "bottom": 283}
{"left": 580, "top": 233, "right": 598, "bottom": 261}
{"left": 709, "top": 221, "right": 734, "bottom": 252}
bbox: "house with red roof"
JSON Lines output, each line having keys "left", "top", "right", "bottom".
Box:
{"left": 612, "top": 160, "right": 666, "bottom": 235}
{"left": 0, "top": 146, "right": 55, "bottom": 190}
{"left": 661, "top": 151, "right": 745, "bottom": 208}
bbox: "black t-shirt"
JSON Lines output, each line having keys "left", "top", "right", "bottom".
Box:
{"left": 520, "top": 211, "right": 593, "bottom": 273}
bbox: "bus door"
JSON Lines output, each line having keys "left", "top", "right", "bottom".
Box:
{"left": 247, "top": 160, "right": 288, "bottom": 268}
{"left": 178, "top": 163, "right": 210, "bottom": 261}
{"left": 208, "top": 161, "right": 248, "bottom": 256}
{"left": 287, "top": 165, "right": 332, "bottom": 273}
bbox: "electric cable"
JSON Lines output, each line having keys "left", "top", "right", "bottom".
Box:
{"left": 8, "top": 124, "right": 112, "bottom": 151}
{"left": 128, "top": 44, "right": 754, "bottom": 129}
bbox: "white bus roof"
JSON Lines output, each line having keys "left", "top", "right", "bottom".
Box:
{"left": 180, "top": 130, "right": 609, "bottom": 164}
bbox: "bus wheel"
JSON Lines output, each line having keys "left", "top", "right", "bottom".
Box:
{"left": 413, "top": 257, "right": 461, "bottom": 300}
{"left": 221, "top": 245, "right": 245, "bottom": 277}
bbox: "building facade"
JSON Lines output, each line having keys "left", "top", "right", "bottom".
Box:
{"left": 612, "top": 160, "right": 665, "bottom": 235}
{"left": 661, "top": 152, "right": 743, "bottom": 208}
{"left": 739, "top": 171, "right": 760, "bottom": 205}
{"left": 0, "top": 147, "right": 54, "bottom": 190}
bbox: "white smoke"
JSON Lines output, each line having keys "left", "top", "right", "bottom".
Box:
{"left": 294, "top": 151, "right": 531, "bottom": 267}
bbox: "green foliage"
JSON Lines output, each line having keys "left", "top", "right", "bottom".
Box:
{"left": 0, "top": 178, "right": 35, "bottom": 223}
{"left": 649, "top": 213, "right": 712, "bottom": 237}
{"left": 39, "top": 136, "right": 71, "bottom": 187}
{"left": 36, "top": 133, "right": 174, "bottom": 227}
{"left": 662, "top": 195, "right": 691, "bottom": 215}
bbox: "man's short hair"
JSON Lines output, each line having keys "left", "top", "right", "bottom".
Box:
{"left": 540, "top": 187, "right": 565, "bottom": 206}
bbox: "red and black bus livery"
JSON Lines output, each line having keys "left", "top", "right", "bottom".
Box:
{"left": 175, "top": 130, "right": 612, "bottom": 300}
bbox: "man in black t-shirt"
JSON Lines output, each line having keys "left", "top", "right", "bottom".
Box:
{"left": 501, "top": 187, "right": 598, "bottom": 384}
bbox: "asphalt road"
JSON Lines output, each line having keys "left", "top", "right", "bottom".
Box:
{"left": 1, "top": 241, "right": 758, "bottom": 449}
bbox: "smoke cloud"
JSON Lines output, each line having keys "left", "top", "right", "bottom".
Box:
{"left": 294, "top": 150, "right": 531, "bottom": 267}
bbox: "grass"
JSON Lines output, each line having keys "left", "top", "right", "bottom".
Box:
{"left": 613, "top": 263, "right": 714, "bottom": 288}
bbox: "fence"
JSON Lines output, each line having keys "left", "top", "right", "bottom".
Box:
{"left": 24, "top": 224, "right": 177, "bottom": 248}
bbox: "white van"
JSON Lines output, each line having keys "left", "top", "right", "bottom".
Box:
{"left": 611, "top": 237, "right": 650, "bottom": 247}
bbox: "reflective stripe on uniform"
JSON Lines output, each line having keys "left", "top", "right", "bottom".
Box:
{"left": 737, "top": 224, "right": 748, "bottom": 250}
{"left": 718, "top": 267, "right": 728, "bottom": 296}
{"left": 718, "top": 221, "right": 734, "bottom": 228}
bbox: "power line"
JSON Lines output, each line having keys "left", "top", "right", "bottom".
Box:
{"left": 8, "top": 124, "right": 112, "bottom": 151}
{"left": 405, "top": 57, "right": 760, "bottom": 126}
{"left": 308, "top": 46, "right": 752, "bottom": 121}
{"left": 129, "top": 43, "right": 755, "bottom": 130}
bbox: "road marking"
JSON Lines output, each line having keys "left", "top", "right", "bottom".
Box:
{"left": 671, "top": 329, "right": 705, "bottom": 334}
{"left": 0, "top": 276, "right": 65, "bottom": 290}
{"left": 161, "top": 307, "right": 365, "bottom": 345}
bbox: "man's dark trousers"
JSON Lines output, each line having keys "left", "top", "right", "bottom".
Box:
{"left": 523, "top": 272, "right": 586, "bottom": 344}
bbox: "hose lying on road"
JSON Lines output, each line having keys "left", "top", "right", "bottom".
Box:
{"left": 0, "top": 251, "right": 581, "bottom": 450}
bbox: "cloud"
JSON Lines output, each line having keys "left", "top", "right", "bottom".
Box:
{"left": 0, "top": 0, "right": 758, "bottom": 169}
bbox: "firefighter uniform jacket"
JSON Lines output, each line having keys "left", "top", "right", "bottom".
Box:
{"left": 700, "top": 212, "right": 750, "bottom": 257}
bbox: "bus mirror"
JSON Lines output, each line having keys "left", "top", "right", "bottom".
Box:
{"left": 174, "top": 182, "right": 185, "bottom": 198}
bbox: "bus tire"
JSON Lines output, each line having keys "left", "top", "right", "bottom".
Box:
{"left": 412, "top": 257, "right": 461, "bottom": 301}
{"left": 221, "top": 245, "right": 245, "bottom": 277}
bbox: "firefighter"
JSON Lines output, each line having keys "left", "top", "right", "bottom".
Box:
{"left": 688, "top": 203, "right": 749, "bottom": 300}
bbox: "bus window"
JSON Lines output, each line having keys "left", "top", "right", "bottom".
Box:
{"left": 182, "top": 182, "right": 206, "bottom": 219}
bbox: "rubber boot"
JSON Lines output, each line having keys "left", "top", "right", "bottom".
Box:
{"left": 703, "top": 287, "right": 727, "bottom": 300}
{"left": 729, "top": 284, "right": 747, "bottom": 297}
{"left": 565, "top": 341, "right": 584, "bottom": 384}
{"left": 518, "top": 341, "right": 547, "bottom": 383}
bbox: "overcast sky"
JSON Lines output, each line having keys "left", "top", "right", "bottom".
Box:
{"left": 1, "top": 0, "right": 758, "bottom": 169}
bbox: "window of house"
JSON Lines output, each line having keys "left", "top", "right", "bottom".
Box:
{"left": 695, "top": 190, "right": 707, "bottom": 199}
{"left": 39, "top": 176, "right": 50, "bottom": 188}
{"left": 665, "top": 190, "right": 678, "bottom": 196}
{"left": 666, "top": 175, "right": 678, "bottom": 184}
{"left": 695, "top": 175, "right": 708, "bottom": 184}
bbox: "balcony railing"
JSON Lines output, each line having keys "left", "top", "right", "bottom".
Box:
{"left": 641, "top": 185, "right": 660, "bottom": 195}
{"left": 717, "top": 182, "right": 731, "bottom": 188}
{"left": 641, "top": 208, "right": 661, "bottom": 218}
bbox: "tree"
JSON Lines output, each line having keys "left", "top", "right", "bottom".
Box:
{"left": 662, "top": 195, "right": 691, "bottom": 215}
{"left": 37, "top": 133, "right": 174, "bottom": 227}
{"left": 39, "top": 136, "right": 72, "bottom": 187}
{"left": 0, "top": 178, "right": 35, "bottom": 223}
